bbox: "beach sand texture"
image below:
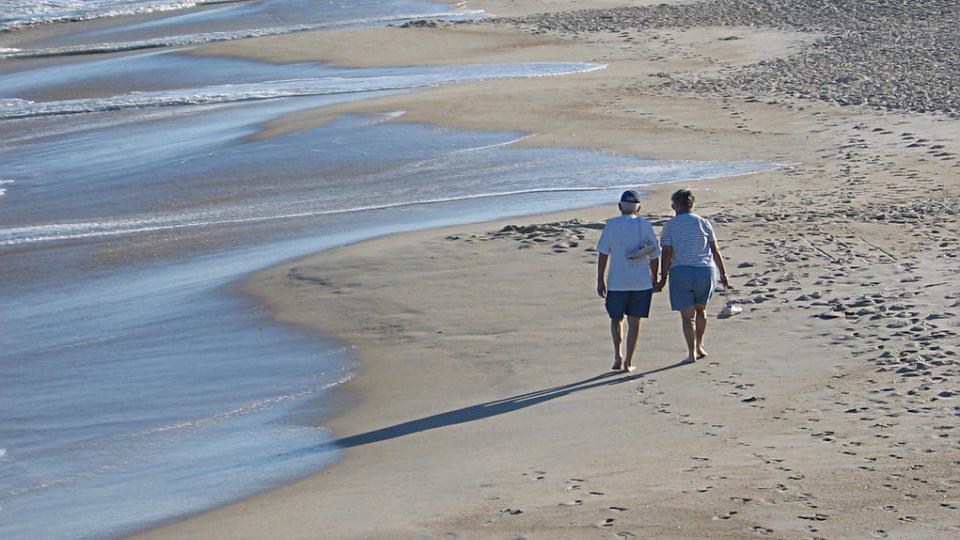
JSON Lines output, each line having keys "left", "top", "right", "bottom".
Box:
{"left": 137, "top": 1, "right": 959, "bottom": 538}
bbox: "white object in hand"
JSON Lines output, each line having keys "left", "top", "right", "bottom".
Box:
{"left": 718, "top": 302, "right": 742, "bottom": 319}
{"left": 627, "top": 242, "right": 658, "bottom": 260}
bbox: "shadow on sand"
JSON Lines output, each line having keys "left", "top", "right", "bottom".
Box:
{"left": 270, "top": 360, "right": 689, "bottom": 463}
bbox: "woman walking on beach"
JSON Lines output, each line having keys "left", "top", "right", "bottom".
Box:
{"left": 656, "top": 189, "right": 729, "bottom": 363}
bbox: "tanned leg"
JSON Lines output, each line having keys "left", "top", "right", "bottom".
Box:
{"left": 695, "top": 306, "right": 708, "bottom": 358}
{"left": 610, "top": 318, "right": 624, "bottom": 370}
{"left": 623, "top": 316, "right": 641, "bottom": 371}
{"left": 680, "top": 307, "right": 697, "bottom": 363}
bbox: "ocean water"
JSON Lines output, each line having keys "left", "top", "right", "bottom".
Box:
{"left": 0, "top": 2, "right": 778, "bottom": 539}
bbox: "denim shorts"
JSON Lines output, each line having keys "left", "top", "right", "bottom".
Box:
{"left": 605, "top": 289, "right": 653, "bottom": 320}
{"left": 668, "top": 265, "right": 716, "bottom": 311}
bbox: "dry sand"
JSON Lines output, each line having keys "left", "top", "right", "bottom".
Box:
{"left": 137, "top": 1, "right": 960, "bottom": 538}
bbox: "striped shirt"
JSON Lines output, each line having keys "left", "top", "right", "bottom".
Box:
{"left": 660, "top": 211, "right": 716, "bottom": 267}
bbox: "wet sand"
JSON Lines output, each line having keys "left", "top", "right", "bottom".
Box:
{"left": 137, "top": 1, "right": 960, "bottom": 538}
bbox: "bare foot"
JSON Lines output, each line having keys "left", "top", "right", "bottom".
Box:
{"left": 625, "top": 365, "right": 637, "bottom": 372}
{"left": 696, "top": 348, "right": 708, "bottom": 359}
{"left": 683, "top": 356, "right": 697, "bottom": 364}
{"left": 612, "top": 360, "right": 623, "bottom": 371}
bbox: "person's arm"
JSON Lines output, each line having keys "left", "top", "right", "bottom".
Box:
{"left": 657, "top": 246, "right": 672, "bottom": 292}
{"left": 644, "top": 222, "right": 661, "bottom": 287}
{"left": 709, "top": 241, "right": 729, "bottom": 288}
{"left": 597, "top": 253, "right": 609, "bottom": 298}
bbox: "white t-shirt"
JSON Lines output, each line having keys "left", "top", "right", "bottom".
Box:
{"left": 597, "top": 215, "right": 661, "bottom": 291}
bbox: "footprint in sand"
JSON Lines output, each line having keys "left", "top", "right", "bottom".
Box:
{"left": 522, "top": 471, "right": 546, "bottom": 481}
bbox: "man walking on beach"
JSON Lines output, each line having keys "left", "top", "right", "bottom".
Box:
{"left": 597, "top": 190, "right": 661, "bottom": 372}
{"left": 656, "top": 189, "right": 729, "bottom": 364}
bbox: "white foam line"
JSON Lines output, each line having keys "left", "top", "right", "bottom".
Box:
{"left": 0, "top": 11, "right": 485, "bottom": 59}
{"left": 127, "top": 369, "right": 354, "bottom": 438}
{"left": 0, "top": 103, "right": 233, "bottom": 144}
{"left": 452, "top": 134, "right": 533, "bottom": 153}
{"left": 1, "top": 98, "right": 34, "bottom": 108}
{"left": 0, "top": 80, "right": 428, "bottom": 119}
{"left": 0, "top": 64, "right": 604, "bottom": 119}
{"left": 0, "top": 186, "right": 622, "bottom": 247}
{"left": 372, "top": 110, "right": 407, "bottom": 123}
{"left": 0, "top": 0, "right": 242, "bottom": 32}
{"left": 0, "top": 162, "right": 782, "bottom": 248}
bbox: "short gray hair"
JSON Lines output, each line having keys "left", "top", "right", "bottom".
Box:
{"left": 619, "top": 201, "right": 640, "bottom": 213}
{"left": 671, "top": 189, "right": 695, "bottom": 209}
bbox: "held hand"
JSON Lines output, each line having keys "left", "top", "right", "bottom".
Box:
{"left": 597, "top": 280, "right": 607, "bottom": 298}
{"left": 654, "top": 278, "right": 666, "bottom": 293}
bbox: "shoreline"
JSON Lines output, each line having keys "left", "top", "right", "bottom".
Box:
{"left": 190, "top": 23, "right": 826, "bottom": 163}
{"left": 135, "top": 2, "right": 959, "bottom": 538}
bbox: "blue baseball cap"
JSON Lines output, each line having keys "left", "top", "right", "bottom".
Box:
{"left": 620, "top": 190, "right": 641, "bottom": 204}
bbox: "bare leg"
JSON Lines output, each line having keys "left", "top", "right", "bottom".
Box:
{"left": 610, "top": 318, "right": 624, "bottom": 370}
{"left": 695, "top": 306, "right": 708, "bottom": 358}
{"left": 623, "top": 316, "right": 641, "bottom": 371}
{"left": 680, "top": 307, "right": 697, "bottom": 363}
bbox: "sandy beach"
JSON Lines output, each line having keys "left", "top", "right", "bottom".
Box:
{"left": 136, "top": 1, "right": 959, "bottom": 538}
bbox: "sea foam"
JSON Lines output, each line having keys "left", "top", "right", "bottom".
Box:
{"left": 0, "top": 11, "right": 483, "bottom": 59}
{"left": 0, "top": 63, "right": 604, "bottom": 119}
{"left": 0, "top": 0, "right": 223, "bottom": 31}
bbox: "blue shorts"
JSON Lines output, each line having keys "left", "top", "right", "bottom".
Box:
{"left": 668, "top": 265, "right": 716, "bottom": 311}
{"left": 605, "top": 289, "right": 653, "bottom": 320}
